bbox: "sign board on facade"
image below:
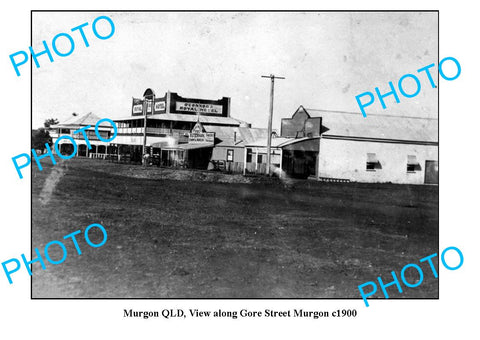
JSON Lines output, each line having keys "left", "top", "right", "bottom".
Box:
{"left": 188, "top": 121, "right": 214, "bottom": 144}
{"left": 132, "top": 98, "right": 143, "bottom": 114}
{"left": 155, "top": 101, "right": 165, "bottom": 111}
{"left": 192, "top": 121, "right": 205, "bottom": 133}
{"left": 132, "top": 104, "right": 143, "bottom": 114}
{"left": 176, "top": 102, "right": 223, "bottom": 114}
{"left": 188, "top": 132, "right": 215, "bottom": 144}
{"left": 132, "top": 98, "right": 166, "bottom": 115}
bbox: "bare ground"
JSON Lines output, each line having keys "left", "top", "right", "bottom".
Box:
{"left": 32, "top": 158, "right": 439, "bottom": 299}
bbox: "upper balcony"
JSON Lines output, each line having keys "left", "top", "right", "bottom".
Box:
{"left": 50, "top": 129, "right": 110, "bottom": 141}
{"left": 117, "top": 127, "right": 189, "bottom": 137}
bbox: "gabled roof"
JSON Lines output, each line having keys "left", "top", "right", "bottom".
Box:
{"left": 291, "top": 105, "right": 310, "bottom": 119}
{"left": 306, "top": 108, "right": 438, "bottom": 143}
{"left": 52, "top": 112, "right": 112, "bottom": 130}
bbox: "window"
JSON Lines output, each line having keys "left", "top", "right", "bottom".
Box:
{"left": 407, "top": 155, "right": 418, "bottom": 172}
{"left": 366, "top": 153, "right": 378, "bottom": 171}
{"left": 246, "top": 148, "right": 252, "bottom": 163}
{"left": 257, "top": 154, "right": 264, "bottom": 164}
{"left": 226, "top": 149, "right": 234, "bottom": 162}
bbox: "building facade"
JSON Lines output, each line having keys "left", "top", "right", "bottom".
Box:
{"left": 50, "top": 91, "right": 438, "bottom": 185}
{"left": 246, "top": 106, "right": 438, "bottom": 184}
{"left": 50, "top": 112, "right": 115, "bottom": 159}
{"left": 113, "top": 90, "right": 267, "bottom": 169}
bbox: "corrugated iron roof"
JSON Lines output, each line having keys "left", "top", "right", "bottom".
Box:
{"left": 204, "top": 126, "right": 269, "bottom": 147}
{"left": 237, "top": 127, "right": 269, "bottom": 144}
{"left": 164, "top": 143, "right": 214, "bottom": 150}
{"left": 114, "top": 113, "right": 244, "bottom": 126}
{"left": 52, "top": 112, "right": 112, "bottom": 129}
{"left": 306, "top": 108, "right": 438, "bottom": 143}
{"left": 245, "top": 137, "right": 317, "bottom": 148}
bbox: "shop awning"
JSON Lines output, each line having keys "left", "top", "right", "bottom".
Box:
{"left": 407, "top": 155, "right": 418, "bottom": 165}
{"left": 161, "top": 143, "right": 214, "bottom": 151}
{"left": 366, "top": 153, "right": 378, "bottom": 163}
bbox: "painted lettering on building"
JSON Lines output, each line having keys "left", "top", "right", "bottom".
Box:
{"left": 154, "top": 101, "right": 165, "bottom": 111}
{"left": 132, "top": 98, "right": 165, "bottom": 115}
{"left": 176, "top": 102, "right": 223, "bottom": 114}
{"left": 188, "top": 132, "right": 215, "bottom": 144}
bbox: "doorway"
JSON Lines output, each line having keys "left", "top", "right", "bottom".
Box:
{"left": 424, "top": 160, "right": 439, "bottom": 184}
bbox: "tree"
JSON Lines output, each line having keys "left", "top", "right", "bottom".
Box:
{"left": 44, "top": 118, "right": 59, "bottom": 128}
{"left": 32, "top": 128, "right": 52, "bottom": 153}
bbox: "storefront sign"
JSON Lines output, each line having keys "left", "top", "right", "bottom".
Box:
{"left": 132, "top": 97, "right": 143, "bottom": 114}
{"left": 192, "top": 121, "right": 204, "bottom": 133}
{"left": 176, "top": 102, "right": 223, "bottom": 114}
{"left": 132, "top": 104, "right": 143, "bottom": 114}
{"left": 132, "top": 98, "right": 166, "bottom": 115}
{"left": 188, "top": 132, "right": 215, "bottom": 144}
{"left": 155, "top": 101, "right": 165, "bottom": 111}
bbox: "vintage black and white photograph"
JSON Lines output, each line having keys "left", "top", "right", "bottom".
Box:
{"left": 31, "top": 11, "right": 439, "bottom": 298}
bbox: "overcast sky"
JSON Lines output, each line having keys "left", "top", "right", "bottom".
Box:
{"left": 32, "top": 11, "right": 438, "bottom": 129}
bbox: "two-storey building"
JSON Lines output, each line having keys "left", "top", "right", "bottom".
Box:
{"left": 50, "top": 112, "right": 115, "bottom": 159}
{"left": 112, "top": 90, "right": 252, "bottom": 166}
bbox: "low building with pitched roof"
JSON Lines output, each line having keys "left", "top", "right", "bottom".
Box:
{"left": 246, "top": 105, "right": 438, "bottom": 184}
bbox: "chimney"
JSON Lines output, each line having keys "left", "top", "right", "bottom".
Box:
{"left": 233, "top": 131, "right": 237, "bottom": 144}
{"left": 166, "top": 91, "right": 171, "bottom": 114}
{"left": 225, "top": 97, "right": 231, "bottom": 117}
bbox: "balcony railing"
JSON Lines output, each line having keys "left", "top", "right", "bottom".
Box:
{"left": 51, "top": 131, "right": 109, "bottom": 141}
{"left": 117, "top": 127, "right": 190, "bottom": 136}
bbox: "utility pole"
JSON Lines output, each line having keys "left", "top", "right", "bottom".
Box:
{"left": 142, "top": 93, "right": 155, "bottom": 167}
{"left": 261, "top": 74, "right": 285, "bottom": 176}
{"left": 142, "top": 99, "right": 147, "bottom": 167}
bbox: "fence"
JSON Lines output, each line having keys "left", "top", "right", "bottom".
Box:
{"left": 210, "top": 161, "right": 244, "bottom": 173}
{"left": 88, "top": 153, "right": 108, "bottom": 160}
